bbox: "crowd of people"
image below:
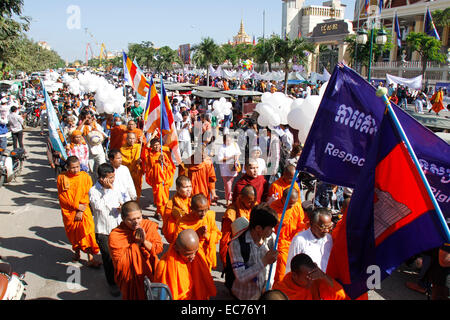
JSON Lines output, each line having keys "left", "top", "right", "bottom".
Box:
{"left": 1, "top": 69, "right": 448, "bottom": 301}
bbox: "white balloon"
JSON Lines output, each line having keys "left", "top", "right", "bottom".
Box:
{"left": 261, "top": 92, "right": 272, "bottom": 103}
{"left": 268, "top": 113, "right": 281, "bottom": 127}
{"left": 257, "top": 115, "right": 270, "bottom": 127}
{"left": 287, "top": 107, "right": 304, "bottom": 130}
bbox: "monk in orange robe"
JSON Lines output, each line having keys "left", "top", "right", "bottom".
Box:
{"left": 108, "top": 201, "right": 163, "bottom": 300}
{"left": 430, "top": 87, "right": 445, "bottom": 115}
{"left": 120, "top": 132, "right": 144, "bottom": 198}
{"left": 154, "top": 229, "right": 217, "bottom": 300}
{"left": 273, "top": 253, "right": 348, "bottom": 300}
{"left": 142, "top": 138, "right": 175, "bottom": 219}
{"left": 56, "top": 156, "right": 101, "bottom": 267}
{"left": 268, "top": 164, "right": 300, "bottom": 202}
{"left": 179, "top": 147, "right": 218, "bottom": 204}
{"left": 108, "top": 115, "right": 127, "bottom": 151}
{"left": 121, "top": 120, "right": 146, "bottom": 148}
{"left": 162, "top": 175, "right": 192, "bottom": 244}
{"left": 175, "top": 194, "right": 221, "bottom": 270}
{"left": 270, "top": 189, "right": 309, "bottom": 282}
{"left": 219, "top": 184, "right": 257, "bottom": 266}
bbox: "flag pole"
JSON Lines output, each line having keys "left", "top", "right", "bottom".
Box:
{"left": 160, "top": 76, "right": 165, "bottom": 183}
{"left": 377, "top": 88, "right": 450, "bottom": 241}
{"left": 265, "top": 168, "right": 300, "bottom": 291}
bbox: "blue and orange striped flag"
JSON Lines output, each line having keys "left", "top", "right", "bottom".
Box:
{"left": 123, "top": 52, "right": 150, "bottom": 97}
{"left": 143, "top": 78, "right": 181, "bottom": 164}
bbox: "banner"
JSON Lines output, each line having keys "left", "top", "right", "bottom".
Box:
{"left": 42, "top": 81, "right": 68, "bottom": 160}
{"left": 297, "top": 65, "right": 450, "bottom": 218}
{"left": 386, "top": 73, "right": 422, "bottom": 90}
{"left": 179, "top": 44, "right": 191, "bottom": 65}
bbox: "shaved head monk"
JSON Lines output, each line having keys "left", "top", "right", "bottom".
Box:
{"left": 272, "top": 253, "right": 347, "bottom": 300}
{"left": 57, "top": 156, "right": 101, "bottom": 267}
{"left": 154, "top": 229, "right": 217, "bottom": 300}
{"left": 162, "top": 175, "right": 193, "bottom": 243}
{"left": 142, "top": 138, "right": 175, "bottom": 220}
{"left": 108, "top": 201, "right": 163, "bottom": 300}
{"left": 175, "top": 194, "right": 222, "bottom": 270}
{"left": 120, "top": 132, "right": 143, "bottom": 198}
{"left": 232, "top": 158, "right": 269, "bottom": 204}
{"left": 270, "top": 188, "right": 309, "bottom": 282}
{"left": 268, "top": 164, "right": 300, "bottom": 202}
{"left": 219, "top": 184, "right": 257, "bottom": 266}
{"left": 179, "top": 146, "right": 218, "bottom": 205}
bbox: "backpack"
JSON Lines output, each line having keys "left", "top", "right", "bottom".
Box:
{"left": 223, "top": 231, "right": 251, "bottom": 291}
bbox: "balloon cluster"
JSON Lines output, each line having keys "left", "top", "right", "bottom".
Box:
{"left": 212, "top": 97, "right": 232, "bottom": 121}
{"left": 242, "top": 60, "right": 253, "bottom": 71}
{"left": 255, "top": 92, "right": 293, "bottom": 127}
{"left": 255, "top": 82, "right": 329, "bottom": 145}
{"left": 62, "top": 74, "right": 81, "bottom": 96}
{"left": 78, "top": 71, "right": 126, "bottom": 115}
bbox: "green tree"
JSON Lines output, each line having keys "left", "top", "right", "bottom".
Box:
{"left": 128, "top": 41, "right": 156, "bottom": 71}
{"left": 191, "top": 37, "right": 221, "bottom": 86}
{"left": 274, "top": 36, "right": 314, "bottom": 94}
{"left": 234, "top": 43, "right": 255, "bottom": 61}
{"left": 0, "top": 0, "right": 30, "bottom": 76}
{"left": 406, "top": 32, "right": 446, "bottom": 88}
{"left": 253, "top": 35, "right": 279, "bottom": 72}
{"left": 154, "top": 46, "right": 183, "bottom": 73}
{"left": 432, "top": 8, "right": 450, "bottom": 27}
{"left": 221, "top": 43, "right": 239, "bottom": 67}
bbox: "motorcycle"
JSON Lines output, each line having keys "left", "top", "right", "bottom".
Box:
{"left": 144, "top": 276, "right": 172, "bottom": 300}
{"left": 0, "top": 261, "right": 26, "bottom": 300}
{"left": 298, "top": 171, "right": 318, "bottom": 202}
{"left": 0, "top": 148, "right": 26, "bottom": 187}
{"left": 24, "top": 105, "right": 40, "bottom": 128}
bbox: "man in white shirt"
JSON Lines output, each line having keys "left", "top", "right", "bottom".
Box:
{"left": 107, "top": 149, "right": 137, "bottom": 202}
{"left": 89, "top": 163, "right": 125, "bottom": 297}
{"left": 285, "top": 208, "right": 333, "bottom": 273}
{"left": 177, "top": 111, "right": 192, "bottom": 160}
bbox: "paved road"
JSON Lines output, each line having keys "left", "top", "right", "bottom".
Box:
{"left": 0, "top": 128, "right": 430, "bottom": 300}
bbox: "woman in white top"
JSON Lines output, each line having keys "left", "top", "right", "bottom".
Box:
{"left": 217, "top": 134, "right": 241, "bottom": 206}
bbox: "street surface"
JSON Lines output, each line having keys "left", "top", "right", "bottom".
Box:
{"left": 0, "top": 126, "right": 434, "bottom": 300}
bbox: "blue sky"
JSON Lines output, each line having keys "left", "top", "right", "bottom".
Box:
{"left": 23, "top": 0, "right": 356, "bottom": 62}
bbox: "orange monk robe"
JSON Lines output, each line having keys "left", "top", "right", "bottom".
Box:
{"left": 154, "top": 243, "right": 216, "bottom": 300}
{"left": 56, "top": 171, "right": 100, "bottom": 255}
{"left": 219, "top": 198, "right": 254, "bottom": 266}
{"left": 270, "top": 199, "right": 309, "bottom": 282}
{"left": 268, "top": 177, "right": 300, "bottom": 201}
{"left": 120, "top": 143, "right": 144, "bottom": 198}
{"left": 272, "top": 272, "right": 348, "bottom": 300}
{"left": 175, "top": 210, "right": 222, "bottom": 270}
{"left": 431, "top": 90, "right": 444, "bottom": 114}
{"left": 162, "top": 195, "right": 191, "bottom": 244}
{"left": 142, "top": 145, "right": 175, "bottom": 215}
{"left": 179, "top": 159, "right": 216, "bottom": 203}
{"left": 108, "top": 219, "right": 163, "bottom": 300}
{"left": 109, "top": 125, "right": 127, "bottom": 150}
{"left": 121, "top": 128, "right": 146, "bottom": 148}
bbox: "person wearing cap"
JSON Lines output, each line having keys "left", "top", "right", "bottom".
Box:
{"left": 219, "top": 185, "right": 257, "bottom": 267}
{"left": 120, "top": 132, "right": 143, "bottom": 199}
{"left": 154, "top": 229, "right": 217, "bottom": 300}
{"left": 174, "top": 194, "right": 221, "bottom": 271}
{"left": 66, "top": 130, "right": 90, "bottom": 172}
{"left": 270, "top": 188, "right": 309, "bottom": 282}
{"left": 162, "top": 175, "right": 192, "bottom": 244}
{"left": 227, "top": 204, "right": 278, "bottom": 300}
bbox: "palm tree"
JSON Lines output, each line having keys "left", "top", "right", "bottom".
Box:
{"left": 254, "top": 35, "right": 279, "bottom": 72}
{"left": 191, "top": 37, "right": 221, "bottom": 86}
{"left": 274, "top": 36, "right": 314, "bottom": 94}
